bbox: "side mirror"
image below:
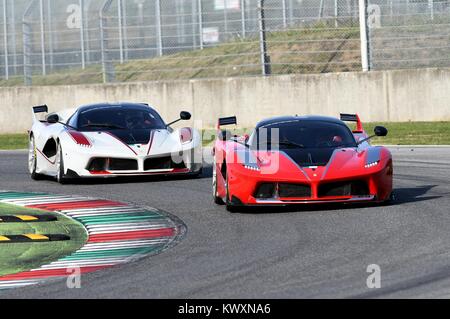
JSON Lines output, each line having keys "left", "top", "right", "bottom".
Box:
{"left": 47, "top": 114, "right": 59, "bottom": 124}
{"left": 180, "top": 111, "right": 192, "bottom": 121}
{"left": 374, "top": 126, "right": 388, "bottom": 137}
{"left": 167, "top": 111, "right": 192, "bottom": 127}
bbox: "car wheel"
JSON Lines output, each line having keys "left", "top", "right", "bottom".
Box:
{"left": 28, "top": 135, "right": 41, "bottom": 180}
{"left": 190, "top": 167, "right": 203, "bottom": 178}
{"left": 56, "top": 143, "right": 68, "bottom": 184}
{"left": 384, "top": 192, "right": 396, "bottom": 205}
{"left": 225, "top": 173, "right": 238, "bottom": 213}
{"left": 212, "top": 159, "right": 224, "bottom": 205}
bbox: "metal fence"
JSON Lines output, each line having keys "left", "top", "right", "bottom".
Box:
{"left": 0, "top": 0, "right": 449, "bottom": 85}
{"left": 367, "top": 0, "right": 450, "bottom": 70}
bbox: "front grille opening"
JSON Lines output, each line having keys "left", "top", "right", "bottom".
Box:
{"left": 278, "top": 183, "right": 311, "bottom": 198}
{"left": 144, "top": 156, "right": 187, "bottom": 171}
{"left": 254, "top": 183, "right": 312, "bottom": 199}
{"left": 255, "top": 183, "right": 276, "bottom": 199}
{"left": 87, "top": 158, "right": 138, "bottom": 172}
{"left": 318, "top": 180, "right": 370, "bottom": 197}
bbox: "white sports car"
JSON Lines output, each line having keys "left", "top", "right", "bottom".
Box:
{"left": 28, "top": 102, "right": 203, "bottom": 183}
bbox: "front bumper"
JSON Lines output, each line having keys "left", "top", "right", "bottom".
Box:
{"left": 226, "top": 164, "right": 392, "bottom": 206}
{"left": 64, "top": 147, "right": 203, "bottom": 178}
{"left": 253, "top": 195, "right": 376, "bottom": 205}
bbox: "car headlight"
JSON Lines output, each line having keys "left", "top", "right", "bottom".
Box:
{"left": 243, "top": 163, "right": 260, "bottom": 171}
{"left": 365, "top": 161, "right": 380, "bottom": 168}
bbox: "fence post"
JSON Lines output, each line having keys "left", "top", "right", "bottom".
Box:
{"left": 359, "top": 0, "right": 370, "bottom": 71}
{"left": 192, "top": 0, "right": 197, "bottom": 48}
{"left": 84, "top": 0, "right": 91, "bottom": 64}
{"left": 136, "top": 0, "right": 144, "bottom": 48}
{"left": 197, "top": 0, "right": 203, "bottom": 49}
{"left": 318, "top": 0, "right": 324, "bottom": 19}
{"left": 334, "top": 0, "right": 338, "bottom": 27}
{"left": 258, "top": 0, "right": 271, "bottom": 76}
{"left": 22, "top": 1, "right": 33, "bottom": 86}
{"left": 240, "top": 0, "right": 246, "bottom": 38}
{"left": 118, "top": 0, "right": 124, "bottom": 63}
{"left": 155, "top": 0, "right": 163, "bottom": 56}
{"left": 47, "top": 0, "right": 54, "bottom": 71}
{"left": 122, "top": 1, "right": 128, "bottom": 61}
{"left": 428, "top": 0, "right": 434, "bottom": 20}
{"left": 79, "top": 0, "right": 85, "bottom": 69}
{"left": 282, "top": 0, "right": 287, "bottom": 28}
{"left": 10, "top": 0, "right": 17, "bottom": 75}
{"left": 223, "top": 0, "right": 228, "bottom": 40}
{"left": 2, "top": 0, "right": 9, "bottom": 80}
{"left": 100, "top": 0, "right": 115, "bottom": 83}
{"left": 39, "top": 0, "right": 46, "bottom": 76}
{"left": 288, "top": 0, "right": 293, "bottom": 24}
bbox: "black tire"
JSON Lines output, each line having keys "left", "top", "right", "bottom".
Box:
{"left": 225, "top": 173, "right": 239, "bottom": 213}
{"left": 56, "top": 143, "right": 68, "bottom": 184}
{"left": 212, "top": 160, "right": 224, "bottom": 205}
{"left": 28, "top": 135, "right": 41, "bottom": 180}
{"left": 190, "top": 167, "right": 203, "bottom": 179}
{"left": 383, "top": 192, "right": 396, "bottom": 206}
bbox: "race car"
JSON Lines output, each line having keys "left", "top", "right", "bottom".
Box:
{"left": 212, "top": 114, "right": 393, "bottom": 211}
{"left": 28, "top": 102, "right": 202, "bottom": 183}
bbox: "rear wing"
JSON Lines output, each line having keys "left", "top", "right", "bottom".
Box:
{"left": 217, "top": 116, "right": 237, "bottom": 129}
{"left": 33, "top": 105, "right": 48, "bottom": 114}
{"left": 32, "top": 104, "right": 48, "bottom": 123}
{"left": 340, "top": 113, "right": 364, "bottom": 133}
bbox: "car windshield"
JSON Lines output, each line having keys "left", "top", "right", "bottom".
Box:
{"left": 77, "top": 106, "right": 166, "bottom": 131}
{"left": 251, "top": 120, "right": 357, "bottom": 150}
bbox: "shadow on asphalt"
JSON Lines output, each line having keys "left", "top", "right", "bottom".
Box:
{"left": 38, "top": 165, "right": 441, "bottom": 215}
{"left": 228, "top": 185, "right": 442, "bottom": 215}
{"left": 39, "top": 165, "right": 214, "bottom": 185}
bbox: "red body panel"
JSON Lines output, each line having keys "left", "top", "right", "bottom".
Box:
{"left": 213, "top": 123, "right": 393, "bottom": 208}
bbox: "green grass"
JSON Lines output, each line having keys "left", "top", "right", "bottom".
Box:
{"left": 0, "top": 203, "right": 88, "bottom": 276}
{"left": 0, "top": 134, "right": 28, "bottom": 150}
{"left": 202, "top": 122, "right": 450, "bottom": 146}
{"left": 1, "top": 122, "right": 449, "bottom": 151}
{"left": 359, "top": 122, "right": 450, "bottom": 146}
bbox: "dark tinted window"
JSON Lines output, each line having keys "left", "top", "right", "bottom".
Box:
{"left": 77, "top": 106, "right": 166, "bottom": 131}
{"left": 252, "top": 120, "right": 356, "bottom": 150}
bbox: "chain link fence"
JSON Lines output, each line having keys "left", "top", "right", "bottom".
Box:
{"left": 0, "top": 0, "right": 448, "bottom": 85}
{"left": 367, "top": 0, "right": 450, "bottom": 70}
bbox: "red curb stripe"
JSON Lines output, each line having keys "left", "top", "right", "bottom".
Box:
{"left": 26, "top": 200, "right": 126, "bottom": 211}
{"left": 87, "top": 228, "right": 175, "bottom": 243}
{"left": 0, "top": 266, "right": 108, "bottom": 281}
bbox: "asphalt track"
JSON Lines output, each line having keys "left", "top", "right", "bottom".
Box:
{"left": 0, "top": 147, "right": 449, "bottom": 298}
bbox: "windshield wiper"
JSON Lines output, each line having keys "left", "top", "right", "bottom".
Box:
{"left": 81, "top": 123, "right": 126, "bottom": 130}
{"left": 277, "top": 140, "right": 305, "bottom": 148}
{"left": 335, "top": 143, "right": 356, "bottom": 149}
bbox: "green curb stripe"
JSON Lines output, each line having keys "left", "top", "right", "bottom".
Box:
{"left": 61, "top": 246, "right": 163, "bottom": 260}
{"left": 75, "top": 212, "right": 162, "bottom": 220}
{"left": 76, "top": 215, "right": 164, "bottom": 225}
{"left": 0, "top": 191, "right": 185, "bottom": 291}
{"left": 0, "top": 192, "right": 48, "bottom": 199}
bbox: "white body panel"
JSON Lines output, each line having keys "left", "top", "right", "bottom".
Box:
{"left": 29, "top": 105, "right": 202, "bottom": 180}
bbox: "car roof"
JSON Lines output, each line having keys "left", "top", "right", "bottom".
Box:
{"left": 77, "top": 102, "right": 156, "bottom": 114}
{"left": 255, "top": 115, "right": 345, "bottom": 129}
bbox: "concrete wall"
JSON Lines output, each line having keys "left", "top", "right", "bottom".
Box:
{"left": 1, "top": 67, "right": 449, "bottom": 134}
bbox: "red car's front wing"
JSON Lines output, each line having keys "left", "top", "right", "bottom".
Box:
{"left": 216, "top": 151, "right": 393, "bottom": 206}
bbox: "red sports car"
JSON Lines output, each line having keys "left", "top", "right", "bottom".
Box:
{"left": 212, "top": 114, "right": 393, "bottom": 212}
